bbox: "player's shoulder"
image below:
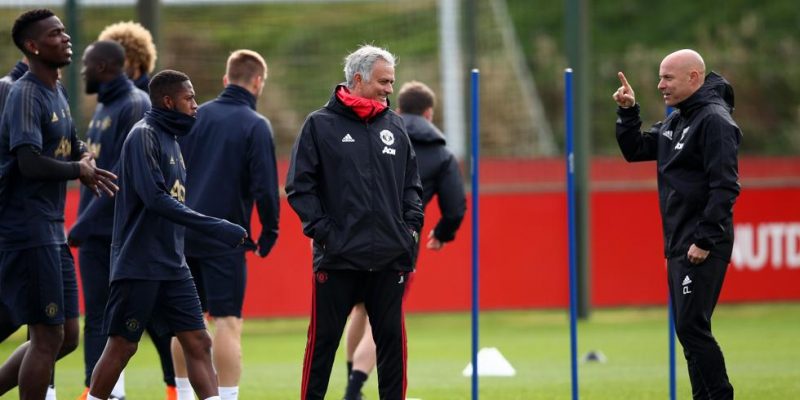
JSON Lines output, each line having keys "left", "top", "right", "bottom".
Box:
{"left": 198, "top": 98, "right": 252, "bottom": 119}
{"left": 4, "top": 77, "right": 45, "bottom": 108}
{"left": 127, "top": 118, "right": 154, "bottom": 138}
{"left": 0, "top": 79, "right": 11, "bottom": 98}
{"left": 116, "top": 87, "right": 150, "bottom": 113}
{"left": 123, "top": 119, "right": 162, "bottom": 150}
{"left": 130, "top": 87, "right": 151, "bottom": 104}
{"left": 9, "top": 75, "right": 40, "bottom": 95}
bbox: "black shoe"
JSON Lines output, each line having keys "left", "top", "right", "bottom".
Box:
{"left": 342, "top": 392, "right": 365, "bottom": 400}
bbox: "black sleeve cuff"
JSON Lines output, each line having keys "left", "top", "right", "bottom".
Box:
{"left": 694, "top": 237, "right": 714, "bottom": 251}
{"left": 616, "top": 103, "right": 640, "bottom": 116}
{"left": 71, "top": 162, "right": 81, "bottom": 179}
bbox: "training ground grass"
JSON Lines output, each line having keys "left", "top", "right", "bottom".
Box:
{"left": 1, "top": 303, "right": 798, "bottom": 399}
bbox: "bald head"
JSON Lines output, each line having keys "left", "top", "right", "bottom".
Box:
{"left": 658, "top": 49, "right": 706, "bottom": 106}
{"left": 663, "top": 49, "right": 705, "bottom": 75}
{"left": 82, "top": 40, "right": 127, "bottom": 94}
{"left": 85, "top": 40, "right": 126, "bottom": 71}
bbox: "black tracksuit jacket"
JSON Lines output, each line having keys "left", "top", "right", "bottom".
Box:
{"left": 616, "top": 72, "right": 741, "bottom": 260}
{"left": 286, "top": 85, "right": 424, "bottom": 272}
{"left": 401, "top": 113, "right": 466, "bottom": 243}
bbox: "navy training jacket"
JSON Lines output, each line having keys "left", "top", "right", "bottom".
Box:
{"left": 179, "top": 84, "right": 279, "bottom": 257}
{"left": 70, "top": 74, "right": 150, "bottom": 242}
{"left": 402, "top": 113, "right": 465, "bottom": 243}
{"left": 110, "top": 107, "right": 246, "bottom": 281}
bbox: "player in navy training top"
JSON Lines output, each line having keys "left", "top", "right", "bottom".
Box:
{"left": 174, "top": 49, "right": 279, "bottom": 400}
{"left": 86, "top": 70, "right": 246, "bottom": 400}
{"left": 67, "top": 40, "right": 151, "bottom": 400}
{"left": 0, "top": 9, "right": 117, "bottom": 400}
{"left": 0, "top": 58, "right": 28, "bottom": 114}
{"left": 0, "top": 59, "right": 28, "bottom": 343}
{"left": 94, "top": 21, "right": 180, "bottom": 400}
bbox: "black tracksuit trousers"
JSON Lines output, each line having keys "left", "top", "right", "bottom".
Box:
{"left": 301, "top": 269, "right": 408, "bottom": 400}
{"left": 668, "top": 255, "right": 734, "bottom": 400}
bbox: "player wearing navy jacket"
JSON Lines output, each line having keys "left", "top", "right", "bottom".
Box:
{"left": 67, "top": 40, "right": 151, "bottom": 400}
{"left": 174, "top": 50, "right": 279, "bottom": 400}
{"left": 0, "top": 9, "right": 117, "bottom": 399}
{"left": 0, "top": 58, "right": 28, "bottom": 342}
{"left": 86, "top": 70, "right": 246, "bottom": 400}
{"left": 0, "top": 59, "right": 29, "bottom": 113}
{"left": 96, "top": 21, "right": 179, "bottom": 400}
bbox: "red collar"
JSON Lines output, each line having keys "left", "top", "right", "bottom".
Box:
{"left": 336, "top": 86, "right": 387, "bottom": 120}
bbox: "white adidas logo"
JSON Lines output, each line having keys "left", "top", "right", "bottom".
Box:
{"left": 342, "top": 133, "right": 355, "bottom": 143}
{"left": 681, "top": 275, "right": 692, "bottom": 295}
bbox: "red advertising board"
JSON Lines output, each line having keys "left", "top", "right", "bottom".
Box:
{"left": 64, "top": 157, "right": 800, "bottom": 317}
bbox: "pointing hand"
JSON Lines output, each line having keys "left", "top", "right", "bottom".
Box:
{"left": 613, "top": 71, "right": 636, "bottom": 108}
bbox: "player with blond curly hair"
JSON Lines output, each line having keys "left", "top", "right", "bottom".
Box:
{"left": 98, "top": 21, "right": 157, "bottom": 92}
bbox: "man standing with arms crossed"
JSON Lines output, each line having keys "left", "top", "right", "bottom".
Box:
{"left": 174, "top": 49, "right": 279, "bottom": 400}
{"left": 86, "top": 70, "right": 246, "bottom": 400}
{"left": 0, "top": 9, "right": 117, "bottom": 399}
{"left": 69, "top": 40, "right": 151, "bottom": 400}
{"left": 613, "top": 49, "right": 740, "bottom": 399}
{"left": 286, "top": 45, "right": 424, "bottom": 400}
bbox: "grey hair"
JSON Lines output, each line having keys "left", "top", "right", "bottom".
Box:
{"left": 343, "top": 45, "right": 396, "bottom": 88}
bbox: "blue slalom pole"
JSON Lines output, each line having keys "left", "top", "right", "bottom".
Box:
{"left": 470, "top": 68, "right": 480, "bottom": 400}
{"left": 669, "top": 294, "right": 676, "bottom": 400}
{"left": 666, "top": 106, "right": 676, "bottom": 400}
{"left": 564, "top": 68, "right": 579, "bottom": 400}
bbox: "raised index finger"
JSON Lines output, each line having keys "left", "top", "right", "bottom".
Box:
{"left": 618, "top": 71, "right": 631, "bottom": 90}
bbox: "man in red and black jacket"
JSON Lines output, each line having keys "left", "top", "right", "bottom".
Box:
{"left": 286, "top": 45, "right": 424, "bottom": 400}
{"left": 343, "top": 80, "right": 467, "bottom": 400}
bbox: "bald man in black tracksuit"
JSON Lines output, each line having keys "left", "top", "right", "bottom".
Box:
{"left": 614, "top": 49, "right": 739, "bottom": 399}
{"left": 286, "top": 45, "right": 423, "bottom": 400}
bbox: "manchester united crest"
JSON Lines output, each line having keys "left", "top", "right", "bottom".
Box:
{"left": 45, "top": 302, "right": 58, "bottom": 318}
{"left": 125, "top": 318, "right": 140, "bottom": 332}
{"left": 379, "top": 129, "right": 394, "bottom": 146}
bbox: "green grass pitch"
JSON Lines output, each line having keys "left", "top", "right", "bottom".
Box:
{"left": 1, "top": 303, "right": 798, "bottom": 399}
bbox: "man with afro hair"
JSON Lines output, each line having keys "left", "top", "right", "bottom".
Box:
{"left": 98, "top": 21, "right": 157, "bottom": 92}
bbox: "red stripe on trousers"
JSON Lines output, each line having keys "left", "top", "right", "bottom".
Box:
{"left": 301, "top": 274, "right": 317, "bottom": 399}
